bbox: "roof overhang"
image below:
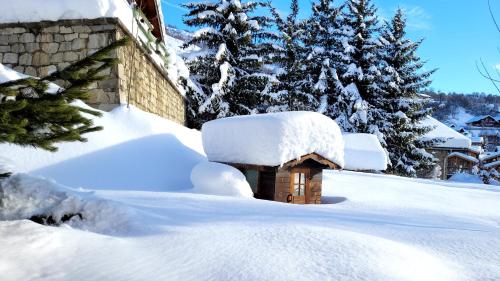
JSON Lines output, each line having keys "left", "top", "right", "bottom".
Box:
{"left": 135, "top": 0, "right": 166, "bottom": 41}
{"left": 282, "top": 153, "right": 340, "bottom": 170}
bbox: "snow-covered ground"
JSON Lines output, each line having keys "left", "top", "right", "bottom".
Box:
{"left": 1, "top": 171, "right": 499, "bottom": 281}
{"left": 1, "top": 106, "right": 500, "bottom": 281}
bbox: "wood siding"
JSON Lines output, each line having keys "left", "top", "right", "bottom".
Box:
{"left": 446, "top": 156, "right": 475, "bottom": 178}
{"left": 256, "top": 169, "right": 276, "bottom": 201}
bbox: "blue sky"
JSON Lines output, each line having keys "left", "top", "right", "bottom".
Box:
{"left": 160, "top": 0, "right": 500, "bottom": 95}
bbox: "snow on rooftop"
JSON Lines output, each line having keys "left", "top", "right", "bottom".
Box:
{"left": 343, "top": 133, "right": 388, "bottom": 171}
{"left": 0, "top": 0, "right": 134, "bottom": 29}
{"left": 470, "top": 136, "right": 484, "bottom": 143}
{"left": 484, "top": 160, "right": 500, "bottom": 169}
{"left": 447, "top": 152, "right": 479, "bottom": 163}
{"left": 466, "top": 115, "right": 497, "bottom": 124}
{"left": 202, "top": 112, "right": 344, "bottom": 168}
{"left": 421, "top": 116, "right": 471, "bottom": 149}
{"left": 0, "top": 63, "right": 60, "bottom": 93}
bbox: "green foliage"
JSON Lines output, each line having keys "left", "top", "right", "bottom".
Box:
{"left": 183, "top": 0, "right": 274, "bottom": 129}
{"left": 0, "top": 37, "right": 131, "bottom": 152}
{"left": 378, "top": 9, "right": 438, "bottom": 177}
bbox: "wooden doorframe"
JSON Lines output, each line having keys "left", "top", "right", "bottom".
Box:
{"left": 289, "top": 168, "right": 310, "bottom": 204}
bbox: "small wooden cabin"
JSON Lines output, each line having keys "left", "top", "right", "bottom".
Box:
{"left": 445, "top": 152, "right": 479, "bottom": 179}
{"left": 222, "top": 153, "right": 340, "bottom": 204}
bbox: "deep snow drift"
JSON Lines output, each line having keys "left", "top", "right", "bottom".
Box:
{"left": 1, "top": 170, "right": 499, "bottom": 281}
{"left": 202, "top": 111, "right": 344, "bottom": 167}
{"left": 0, "top": 103, "right": 205, "bottom": 191}
{"left": 190, "top": 161, "right": 253, "bottom": 198}
{"left": 343, "top": 133, "right": 388, "bottom": 171}
{"left": 0, "top": 174, "right": 134, "bottom": 234}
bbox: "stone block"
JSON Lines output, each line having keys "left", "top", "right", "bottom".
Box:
{"left": 64, "top": 33, "right": 78, "bottom": 41}
{"left": 42, "top": 26, "right": 60, "bottom": 33}
{"left": 60, "top": 26, "right": 73, "bottom": 34}
{"left": 88, "top": 33, "right": 109, "bottom": 49}
{"left": 52, "top": 52, "right": 63, "bottom": 63}
{"left": 24, "top": 66, "right": 37, "bottom": 76}
{"left": 58, "top": 62, "right": 71, "bottom": 70}
{"left": 3, "top": 53, "right": 18, "bottom": 64}
{"left": 54, "top": 34, "right": 64, "bottom": 43}
{"left": 71, "top": 38, "right": 87, "bottom": 50}
{"left": 79, "top": 33, "right": 89, "bottom": 39}
{"left": 90, "top": 25, "right": 116, "bottom": 32}
{"left": 98, "top": 78, "right": 118, "bottom": 90}
{"left": 20, "top": 33, "right": 35, "bottom": 43}
{"left": 8, "top": 34, "right": 19, "bottom": 43}
{"left": 13, "top": 66, "right": 24, "bottom": 73}
{"left": 73, "top": 25, "right": 91, "bottom": 33}
{"left": 41, "top": 42, "right": 59, "bottom": 54}
{"left": 10, "top": 43, "right": 25, "bottom": 53}
{"left": 39, "top": 65, "right": 57, "bottom": 76}
{"left": 0, "top": 46, "right": 10, "bottom": 52}
{"left": 58, "top": 42, "right": 72, "bottom": 52}
{"left": 36, "top": 33, "right": 53, "bottom": 43}
{"left": 32, "top": 52, "right": 50, "bottom": 66}
{"left": 63, "top": 51, "right": 78, "bottom": 62}
{"left": 0, "top": 28, "right": 13, "bottom": 35}
{"left": 19, "top": 53, "right": 32, "bottom": 65}
{"left": 0, "top": 35, "right": 8, "bottom": 45}
{"left": 11, "top": 27, "right": 26, "bottom": 34}
{"left": 25, "top": 43, "right": 40, "bottom": 52}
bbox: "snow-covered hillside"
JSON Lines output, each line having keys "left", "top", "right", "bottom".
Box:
{"left": 1, "top": 105, "right": 500, "bottom": 281}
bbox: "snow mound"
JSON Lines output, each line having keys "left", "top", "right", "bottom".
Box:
{"left": 190, "top": 162, "right": 254, "bottom": 198}
{"left": 0, "top": 102, "right": 206, "bottom": 191}
{"left": 343, "top": 133, "right": 388, "bottom": 171}
{"left": 0, "top": 63, "right": 60, "bottom": 93}
{"left": 0, "top": 157, "right": 15, "bottom": 175}
{"left": 202, "top": 112, "right": 344, "bottom": 167}
{"left": 0, "top": 174, "right": 134, "bottom": 234}
{"left": 421, "top": 116, "right": 471, "bottom": 149}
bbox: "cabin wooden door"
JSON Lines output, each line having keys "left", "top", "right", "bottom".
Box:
{"left": 289, "top": 169, "right": 309, "bottom": 204}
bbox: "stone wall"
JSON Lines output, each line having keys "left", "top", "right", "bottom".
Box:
{"left": 0, "top": 18, "right": 186, "bottom": 125}
{"left": 115, "top": 29, "right": 186, "bottom": 124}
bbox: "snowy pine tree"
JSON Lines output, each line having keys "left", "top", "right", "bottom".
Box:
{"left": 302, "top": 0, "right": 345, "bottom": 115}
{"left": 183, "top": 0, "right": 272, "bottom": 128}
{"left": 337, "top": 0, "right": 383, "bottom": 135}
{"left": 379, "top": 9, "right": 437, "bottom": 177}
{"left": 266, "top": 0, "right": 315, "bottom": 112}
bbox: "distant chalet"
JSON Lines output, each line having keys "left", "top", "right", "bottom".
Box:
{"left": 0, "top": 0, "right": 186, "bottom": 124}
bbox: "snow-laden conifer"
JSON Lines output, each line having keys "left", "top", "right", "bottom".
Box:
{"left": 183, "top": 0, "right": 273, "bottom": 128}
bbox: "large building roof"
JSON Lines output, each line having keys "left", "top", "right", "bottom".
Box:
{"left": 421, "top": 117, "right": 471, "bottom": 149}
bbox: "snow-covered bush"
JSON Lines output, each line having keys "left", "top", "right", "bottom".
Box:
{"left": 0, "top": 174, "right": 134, "bottom": 234}
{"left": 190, "top": 162, "right": 254, "bottom": 198}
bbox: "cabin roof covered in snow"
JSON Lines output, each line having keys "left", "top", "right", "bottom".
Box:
{"left": 202, "top": 112, "right": 344, "bottom": 168}
{"left": 343, "top": 133, "right": 388, "bottom": 171}
{"left": 421, "top": 117, "right": 471, "bottom": 149}
{"left": 466, "top": 115, "right": 500, "bottom": 124}
{"left": 447, "top": 152, "right": 479, "bottom": 163}
{"left": 481, "top": 152, "right": 500, "bottom": 161}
